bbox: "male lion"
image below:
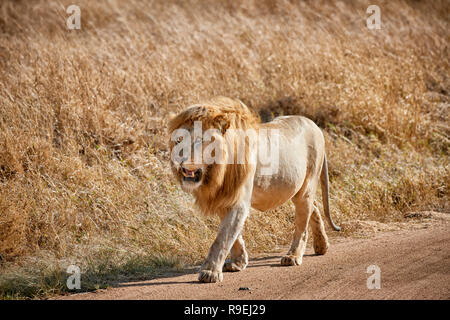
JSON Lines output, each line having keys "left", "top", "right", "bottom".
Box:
{"left": 168, "top": 96, "right": 340, "bottom": 283}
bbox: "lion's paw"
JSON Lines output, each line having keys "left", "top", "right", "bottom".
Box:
{"left": 223, "top": 260, "right": 247, "bottom": 272}
{"left": 198, "top": 269, "right": 223, "bottom": 283}
{"left": 313, "top": 240, "right": 329, "bottom": 255}
{"left": 280, "top": 255, "right": 302, "bottom": 266}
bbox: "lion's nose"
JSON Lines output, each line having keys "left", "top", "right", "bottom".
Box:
{"left": 181, "top": 162, "right": 202, "bottom": 171}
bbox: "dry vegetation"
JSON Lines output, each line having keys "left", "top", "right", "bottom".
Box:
{"left": 0, "top": 0, "right": 448, "bottom": 298}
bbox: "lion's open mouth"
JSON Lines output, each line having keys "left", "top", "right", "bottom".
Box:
{"left": 181, "top": 167, "right": 203, "bottom": 183}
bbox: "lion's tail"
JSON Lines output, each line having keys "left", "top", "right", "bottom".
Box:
{"left": 320, "top": 154, "right": 341, "bottom": 231}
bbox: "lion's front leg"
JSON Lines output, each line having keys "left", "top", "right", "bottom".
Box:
{"left": 198, "top": 204, "right": 250, "bottom": 283}
{"left": 223, "top": 234, "right": 248, "bottom": 272}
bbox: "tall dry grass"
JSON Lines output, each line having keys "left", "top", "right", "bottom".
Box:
{"left": 0, "top": 0, "right": 448, "bottom": 298}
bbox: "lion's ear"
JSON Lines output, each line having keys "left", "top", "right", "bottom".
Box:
{"left": 168, "top": 112, "right": 176, "bottom": 121}
{"left": 216, "top": 116, "right": 230, "bottom": 134}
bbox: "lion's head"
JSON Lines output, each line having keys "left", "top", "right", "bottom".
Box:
{"left": 168, "top": 96, "right": 260, "bottom": 216}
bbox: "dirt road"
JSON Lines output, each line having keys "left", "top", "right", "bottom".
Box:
{"left": 61, "top": 214, "right": 449, "bottom": 300}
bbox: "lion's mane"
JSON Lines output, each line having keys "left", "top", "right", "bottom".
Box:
{"left": 168, "top": 96, "right": 260, "bottom": 217}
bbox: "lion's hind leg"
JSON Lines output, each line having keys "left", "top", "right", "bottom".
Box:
{"left": 281, "top": 195, "right": 312, "bottom": 266}
{"left": 310, "top": 203, "right": 329, "bottom": 255}
{"left": 223, "top": 234, "right": 248, "bottom": 272}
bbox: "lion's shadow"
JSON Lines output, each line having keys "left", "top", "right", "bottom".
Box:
{"left": 114, "top": 268, "right": 199, "bottom": 288}
{"left": 245, "top": 253, "right": 320, "bottom": 269}
{"left": 108, "top": 253, "right": 321, "bottom": 289}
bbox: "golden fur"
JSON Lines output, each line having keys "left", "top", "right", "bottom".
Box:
{"left": 168, "top": 96, "right": 340, "bottom": 283}
{"left": 168, "top": 96, "right": 259, "bottom": 217}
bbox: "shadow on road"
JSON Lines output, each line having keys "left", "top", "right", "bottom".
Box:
{"left": 112, "top": 253, "right": 322, "bottom": 288}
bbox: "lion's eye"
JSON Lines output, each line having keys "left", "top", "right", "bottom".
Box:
{"left": 175, "top": 136, "right": 183, "bottom": 144}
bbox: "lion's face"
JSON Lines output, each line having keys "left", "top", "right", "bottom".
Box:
{"left": 168, "top": 97, "right": 259, "bottom": 215}
{"left": 169, "top": 124, "right": 226, "bottom": 193}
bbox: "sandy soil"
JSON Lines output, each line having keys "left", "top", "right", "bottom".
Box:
{"left": 59, "top": 212, "right": 449, "bottom": 300}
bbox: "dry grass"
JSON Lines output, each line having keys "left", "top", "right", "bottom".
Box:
{"left": 0, "top": 0, "right": 448, "bottom": 298}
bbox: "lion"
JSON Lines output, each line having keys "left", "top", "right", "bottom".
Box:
{"left": 168, "top": 96, "right": 340, "bottom": 283}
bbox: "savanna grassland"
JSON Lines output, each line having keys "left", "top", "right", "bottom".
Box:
{"left": 0, "top": 0, "right": 448, "bottom": 298}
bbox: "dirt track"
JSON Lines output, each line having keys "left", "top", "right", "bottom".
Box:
{"left": 60, "top": 214, "right": 449, "bottom": 300}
